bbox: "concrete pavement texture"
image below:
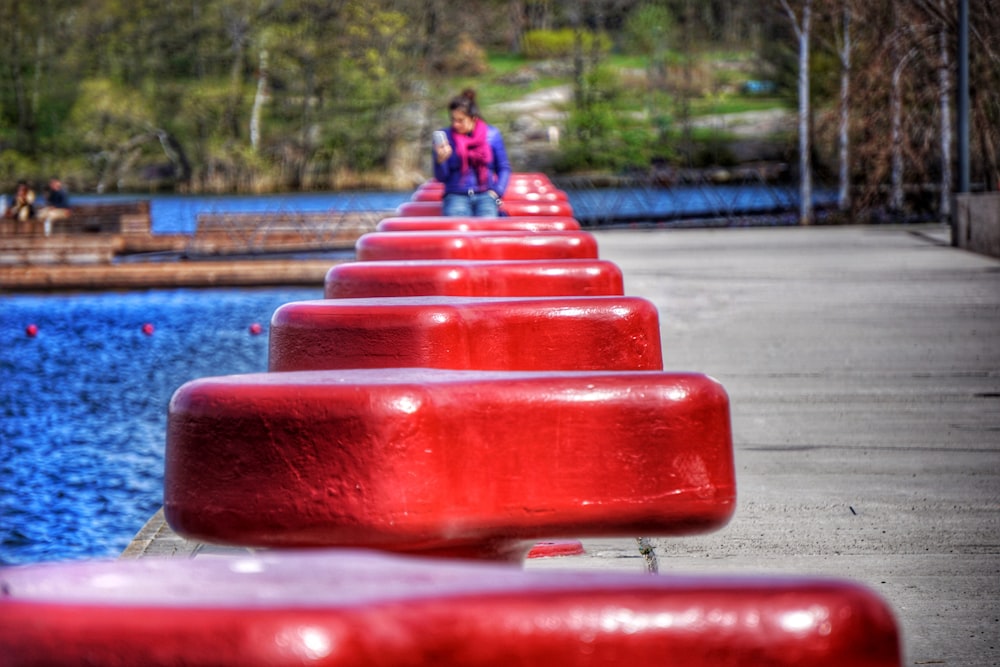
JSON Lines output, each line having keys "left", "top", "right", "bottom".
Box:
{"left": 531, "top": 224, "right": 998, "bottom": 667}
{"left": 126, "top": 223, "right": 998, "bottom": 666}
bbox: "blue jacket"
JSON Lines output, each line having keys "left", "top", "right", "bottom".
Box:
{"left": 432, "top": 124, "right": 511, "bottom": 197}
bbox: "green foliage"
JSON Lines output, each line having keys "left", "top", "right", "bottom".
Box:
{"left": 0, "top": 150, "right": 36, "bottom": 184}
{"left": 68, "top": 79, "right": 157, "bottom": 147}
{"left": 555, "top": 110, "right": 660, "bottom": 173}
{"left": 622, "top": 4, "right": 675, "bottom": 56}
{"left": 689, "top": 95, "right": 785, "bottom": 116}
{"left": 3, "top": 0, "right": 993, "bottom": 197}
{"left": 555, "top": 65, "right": 660, "bottom": 173}
{"left": 521, "top": 29, "right": 611, "bottom": 59}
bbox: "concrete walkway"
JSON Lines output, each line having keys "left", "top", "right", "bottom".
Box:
{"left": 128, "top": 223, "right": 999, "bottom": 665}
{"left": 531, "top": 223, "right": 998, "bottom": 667}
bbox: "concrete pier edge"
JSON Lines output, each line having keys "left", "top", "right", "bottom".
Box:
{"left": 124, "top": 222, "right": 998, "bottom": 666}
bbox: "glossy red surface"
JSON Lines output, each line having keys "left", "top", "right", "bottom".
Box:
{"left": 269, "top": 296, "right": 661, "bottom": 372}
{"left": 396, "top": 200, "right": 443, "bottom": 216}
{"left": 0, "top": 551, "right": 901, "bottom": 667}
{"left": 410, "top": 186, "right": 569, "bottom": 202}
{"left": 508, "top": 172, "right": 556, "bottom": 187}
{"left": 415, "top": 173, "right": 555, "bottom": 193}
{"left": 504, "top": 184, "right": 569, "bottom": 200}
{"left": 376, "top": 215, "right": 580, "bottom": 231}
{"left": 164, "top": 368, "right": 735, "bottom": 558}
{"left": 395, "top": 200, "right": 575, "bottom": 217}
{"left": 501, "top": 200, "right": 575, "bottom": 216}
{"left": 324, "top": 259, "right": 623, "bottom": 298}
{"left": 526, "top": 540, "right": 586, "bottom": 558}
{"left": 355, "top": 230, "right": 599, "bottom": 261}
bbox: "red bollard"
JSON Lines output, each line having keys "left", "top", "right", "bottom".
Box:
{"left": 396, "top": 199, "right": 575, "bottom": 217}
{"left": 505, "top": 184, "right": 569, "bottom": 200}
{"left": 526, "top": 540, "right": 586, "bottom": 558}
{"left": 397, "top": 200, "right": 443, "bottom": 216}
{"left": 415, "top": 173, "right": 555, "bottom": 196}
{"left": 501, "top": 200, "right": 574, "bottom": 217}
{"left": 324, "top": 259, "right": 623, "bottom": 299}
{"left": 356, "top": 230, "right": 599, "bottom": 261}
{"left": 0, "top": 552, "right": 901, "bottom": 667}
{"left": 411, "top": 183, "right": 568, "bottom": 202}
{"left": 411, "top": 184, "right": 445, "bottom": 201}
{"left": 268, "top": 296, "right": 662, "bottom": 372}
{"left": 509, "top": 172, "right": 555, "bottom": 188}
{"left": 164, "top": 368, "right": 735, "bottom": 559}
{"left": 376, "top": 215, "right": 580, "bottom": 232}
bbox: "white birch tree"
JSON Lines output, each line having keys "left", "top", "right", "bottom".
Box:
{"left": 835, "top": 1, "right": 852, "bottom": 213}
{"left": 937, "top": 0, "right": 952, "bottom": 219}
{"left": 890, "top": 47, "right": 917, "bottom": 212}
{"left": 780, "top": 0, "right": 814, "bottom": 225}
{"left": 250, "top": 49, "right": 269, "bottom": 153}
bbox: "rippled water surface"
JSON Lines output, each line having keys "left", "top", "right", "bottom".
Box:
{"left": 1, "top": 287, "right": 320, "bottom": 565}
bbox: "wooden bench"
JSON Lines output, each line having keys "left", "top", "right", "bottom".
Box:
{"left": 53, "top": 201, "right": 151, "bottom": 235}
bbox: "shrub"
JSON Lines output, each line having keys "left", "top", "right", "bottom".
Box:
{"left": 522, "top": 29, "right": 611, "bottom": 59}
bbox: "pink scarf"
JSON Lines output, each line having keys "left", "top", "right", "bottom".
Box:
{"left": 453, "top": 119, "right": 493, "bottom": 188}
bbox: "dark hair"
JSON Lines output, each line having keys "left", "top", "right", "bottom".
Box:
{"left": 448, "top": 89, "right": 481, "bottom": 119}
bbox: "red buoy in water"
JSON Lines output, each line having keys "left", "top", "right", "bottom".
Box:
{"left": 25, "top": 324, "right": 38, "bottom": 338}
{"left": 142, "top": 323, "right": 155, "bottom": 336}
{"left": 249, "top": 323, "right": 263, "bottom": 335}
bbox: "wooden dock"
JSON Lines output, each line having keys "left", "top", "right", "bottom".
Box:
{"left": 0, "top": 257, "right": 341, "bottom": 291}
{"left": 1, "top": 203, "right": 387, "bottom": 291}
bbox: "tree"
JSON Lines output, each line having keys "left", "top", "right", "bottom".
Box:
{"left": 0, "top": 0, "right": 77, "bottom": 157}
{"left": 779, "top": 0, "right": 813, "bottom": 225}
{"left": 831, "top": 0, "right": 853, "bottom": 213}
{"left": 67, "top": 78, "right": 189, "bottom": 191}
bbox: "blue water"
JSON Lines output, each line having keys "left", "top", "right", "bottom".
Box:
{"left": 1, "top": 287, "right": 321, "bottom": 565}
{"left": 71, "top": 184, "right": 825, "bottom": 235}
{"left": 74, "top": 190, "right": 413, "bottom": 235}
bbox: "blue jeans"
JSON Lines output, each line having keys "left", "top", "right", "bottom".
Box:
{"left": 442, "top": 192, "right": 499, "bottom": 217}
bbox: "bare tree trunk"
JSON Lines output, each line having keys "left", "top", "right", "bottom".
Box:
{"left": 250, "top": 49, "right": 268, "bottom": 152}
{"left": 571, "top": 5, "right": 586, "bottom": 116}
{"left": 32, "top": 32, "right": 44, "bottom": 128}
{"left": 224, "top": 10, "right": 250, "bottom": 141}
{"left": 781, "top": 0, "right": 814, "bottom": 225}
{"left": 891, "top": 49, "right": 917, "bottom": 212}
{"left": 837, "top": 3, "right": 852, "bottom": 213}
{"left": 508, "top": 0, "right": 525, "bottom": 52}
{"left": 6, "top": 15, "right": 33, "bottom": 152}
{"left": 679, "top": 0, "right": 694, "bottom": 164}
{"left": 938, "top": 0, "right": 952, "bottom": 218}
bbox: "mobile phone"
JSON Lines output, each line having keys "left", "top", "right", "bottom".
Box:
{"left": 432, "top": 130, "right": 448, "bottom": 147}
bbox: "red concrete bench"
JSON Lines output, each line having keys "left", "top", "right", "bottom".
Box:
{"left": 411, "top": 186, "right": 569, "bottom": 203}
{"left": 376, "top": 215, "right": 580, "bottom": 232}
{"left": 414, "top": 173, "right": 561, "bottom": 199}
{"left": 503, "top": 200, "right": 575, "bottom": 216}
{"left": 164, "top": 368, "right": 735, "bottom": 560}
{"left": 0, "top": 551, "right": 901, "bottom": 667}
{"left": 268, "top": 296, "right": 661, "bottom": 372}
{"left": 324, "top": 259, "right": 623, "bottom": 298}
{"left": 356, "top": 230, "right": 598, "bottom": 261}
{"left": 505, "top": 183, "right": 569, "bottom": 200}
{"left": 396, "top": 200, "right": 574, "bottom": 217}
{"left": 396, "top": 200, "right": 445, "bottom": 216}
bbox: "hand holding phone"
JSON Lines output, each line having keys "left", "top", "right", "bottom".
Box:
{"left": 433, "top": 130, "right": 452, "bottom": 163}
